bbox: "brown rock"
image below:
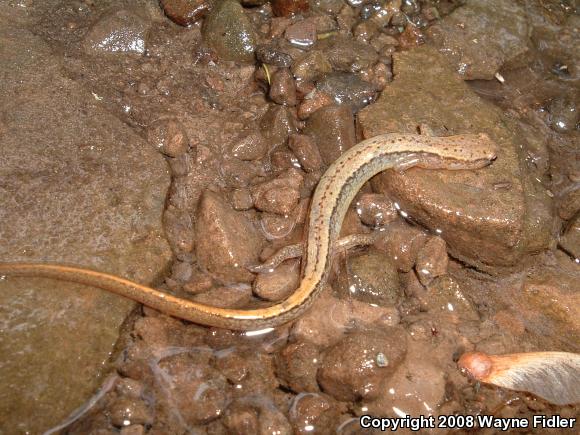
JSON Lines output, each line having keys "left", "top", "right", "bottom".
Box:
{"left": 195, "top": 190, "right": 263, "bottom": 283}
{"left": 373, "top": 221, "right": 428, "bottom": 272}
{"left": 223, "top": 402, "right": 259, "bottom": 435}
{"left": 156, "top": 353, "right": 228, "bottom": 425}
{"left": 336, "top": 248, "right": 401, "bottom": 306}
{"left": 425, "top": 276, "right": 479, "bottom": 321}
{"left": 291, "top": 50, "right": 333, "bottom": 82}
{"left": 315, "top": 72, "right": 378, "bottom": 111}
{"left": 275, "top": 341, "right": 321, "bottom": 393}
{"left": 288, "top": 134, "right": 324, "bottom": 172}
{"left": 146, "top": 118, "right": 190, "bottom": 157}
{"left": 291, "top": 288, "right": 400, "bottom": 347}
{"left": 252, "top": 169, "right": 304, "bottom": 214}
{"left": 220, "top": 158, "right": 263, "bottom": 188}
{"left": 355, "top": 193, "right": 398, "bottom": 227}
{"left": 0, "top": 20, "right": 171, "bottom": 434}
{"left": 254, "top": 185, "right": 300, "bottom": 215}
{"left": 164, "top": 205, "right": 195, "bottom": 253}
{"left": 359, "top": 46, "right": 552, "bottom": 272}
{"left": 160, "top": 0, "right": 209, "bottom": 26}
{"left": 316, "top": 34, "right": 378, "bottom": 72}
{"left": 363, "top": 341, "right": 445, "bottom": 417}
{"left": 230, "top": 188, "right": 254, "bottom": 211}
{"left": 271, "top": 0, "right": 309, "bottom": 17}
{"left": 192, "top": 284, "right": 253, "bottom": 308}
{"left": 304, "top": 105, "right": 356, "bottom": 165}
{"left": 231, "top": 130, "right": 268, "bottom": 161}
{"left": 297, "top": 90, "right": 334, "bottom": 120}
{"left": 557, "top": 187, "right": 580, "bottom": 220}
{"left": 260, "top": 105, "right": 299, "bottom": 148}
{"left": 415, "top": 236, "right": 449, "bottom": 286}
{"left": 253, "top": 259, "right": 300, "bottom": 301}
{"left": 110, "top": 397, "right": 153, "bottom": 428}
{"left": 202, "top": 0, "right": 257, "bottom": 63}
{"left": 83, "top": 9, "right": 150, "bottom": 55}
{"left": 270, "top": 149, "right": 300, "bottom": 171}
{"left": 318, "top": 328, "right": 407, "bottom": 402}
{"left": 288, "top": 393, "right": 342, "bottom": 434}
{"left": 269, "top": 68, "right": 297, "bottom": 106}
{"left": 285, "top": 18, "right": 317, "bottom": 48}
{"left": 426, "top": 0, "right": 530, "bottom": 80}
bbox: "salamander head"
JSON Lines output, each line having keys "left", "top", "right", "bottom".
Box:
{"left": 417, "top": 133, "right": 498, "bottom": 170}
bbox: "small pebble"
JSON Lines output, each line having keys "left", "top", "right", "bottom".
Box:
{"left": 373, "top": 221, "right": 428, "bottom": 272}
{"left": 355, "top": 193, "right": 397, "bottom": 227}
{"left": 159, "top": 0, "right": 209, "bottom": 26}
{"left": 269, "top": 68, "right": 297, "bottom": 106}
{"left": 231, "top": 130, "right": 268, "bottom": 161}
{"left": 297, "top": 90, "right": 334, "bottom": 120}
{"left": 289, "top": 392, "right": 341, "bottom": 434}
{"left": 271, "top": 0, "right": 309, "bottom": 17}
{"left": 304, "top": 105, "right": 356, "bottom": 165}
{"left": 548, "top": 98, "right": 578, "bottom": 133}
{"left": 317, "top": 328, "right": 407, "bottom": 402}
{"left": 292, "top": 50, "right": 333, "bottom": 82}
{"left": 415, "top": 236, "right": 449, "bottom": 286}
{"left": 285, "top": 19, "right": 317, "bottom": 48}
{"left": 253, "top": 259, "right": 300, "bottom": 301}
{"left": 231, "top": 188, "right": 254, "bottom": 210}
{"left": 276, "top": 341, "right": 321, "bottom": 393}
{"left": 223, "top": 402, "right": 259, "bottom": 434}
{"left": 288, "top": 134, "right": 324, "bottom": 172}
{"left": 146, "top": 118, "right": 189, "bottom": 157}
{"left": 109, "top": 397, "right": 153, "bottom": 428}
{"left": 256, "top": 43, "right": 293, "bottom": 67}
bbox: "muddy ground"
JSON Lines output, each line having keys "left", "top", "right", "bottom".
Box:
{"left": 0, "top": 0, "right": 578, "bottom": 434}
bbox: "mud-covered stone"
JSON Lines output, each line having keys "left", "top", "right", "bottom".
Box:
{"left": 271, "top": 0, "right": 309, "bottom": 17}
{"left": 276, "top": 341, "right": 321, "bottom": 393}
{"left": 269, "top": 68, "right": 297, "bottom": 106}
{"left": 316, "top": 72, "right": 377, "bottom": 111}
{"left": 0, "top": 20, "right": 171, "bottom": 435}
{"left": 318, "top": 328, "right": 407, "bottom": 402}
{"left": 253, "top": 259, "right": 300, "bottom": 301}
{"left": 202, "top": 0, "right": 257, "bottom": 63}
{"left": 195, "top": 190, "right": 263, "bottom": 283}
{"left": 288, "top": 134, "right": 324, "bottom": 172}
{"left": 83, "top": 9, "right": 150, "bottom": 55}
{"left": 160, "top": 0, "right": 209, "bottom": 26}
{"left": 427, "top": 0, "right": 531, "bottom": 80}
{"left": 289, "top": 392, "right": 342, "bottom": 434}
{"left": 363, "top": 341, "right": 446, "bottom": 417}
{"left": 415, "top": 236, "right": 449, "bottom": 286}
{"left": 355, "top": 193, "right": 398, "bottom": 227}
{"left": 304, "top": 105, "right": 356, "bottom": 165}
{"left": 335, "top": 249, "right": 401, "bottom": 307}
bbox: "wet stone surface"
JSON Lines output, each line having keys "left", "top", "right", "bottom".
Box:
{"left": 0, "top": 9, "right": 171, "bottom": 434}
{"left": 359, "top": 45, "right": 553, "bottom": 273}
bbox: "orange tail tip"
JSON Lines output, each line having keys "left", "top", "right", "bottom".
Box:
{"left": 458, "top": 351, "right": 580, "bottom": 405}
